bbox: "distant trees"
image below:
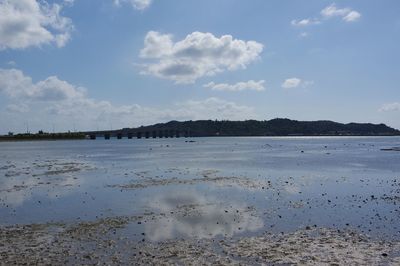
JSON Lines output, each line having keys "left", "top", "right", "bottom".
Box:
{"left": 125, "top": 119, "right": 400, "bottom": 137}
{"left": 0, "top": 132, "right": 86, "bottom": 141}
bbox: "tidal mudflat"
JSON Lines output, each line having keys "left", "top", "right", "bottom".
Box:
{"left": 1, "top": 137, "right": 399, "bottom": 265}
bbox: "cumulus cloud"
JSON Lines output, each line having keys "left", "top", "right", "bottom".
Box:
{"left": 204, "top": 80, "right": 265, "bottom": 92}
{"left": 379, "top": 102, "right": 400, "bottom": 112}
{"left": 0, "top": 68, "right": 86, "bottom": 101}
{"left": 320, "top": 3, "right": 361, "bottom": 22}
{"left": 139, "top": 31, "right": 264, "bottom": 83}
{"left": 0, "top": 0, "right": 74, "bottom": 50}
{"left": 113, "top": 0, "right": 152, "bottom": 10}
{"left": 281, "top": 78, "right": 313, "bottom": 89}
{"left": 0, "top": 68, "right": 257, "bottom": 133}
{"left": 291, "top": 3, "right": 361, "bottom": 28}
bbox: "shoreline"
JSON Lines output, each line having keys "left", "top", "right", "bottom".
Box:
{"left": 1, "top": 134, "right": 400, "bottom": 143}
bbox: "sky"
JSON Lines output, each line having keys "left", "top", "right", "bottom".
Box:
{"left": 0, "top": 0, "right": 399, "bottom": 134}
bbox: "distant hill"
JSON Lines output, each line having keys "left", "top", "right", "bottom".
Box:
{"left": 3, "top": 119, "right": 399, "bottom": 141}
{"left": 114, "top": 119, "right": 400, "bottom": 137}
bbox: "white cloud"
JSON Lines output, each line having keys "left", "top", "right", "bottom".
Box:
{"left": 0, "top": 68, "right": 34, "bottom": 97}
{"left": 0, "top": 0, "right": 74, "bottom": 50}
{"left": 281, "top": 78, "right": 314, "bottom": 89}
{"left": 204, "top": 80, "right": 265, "bottom": 92}
{"left": 291, "top": 3, "right": 361, "bottom": 28}
{"left": 320, "top": 3, "right": 361, "bottom": 22}
{"left": 321, "top": 4, "right": 350, "bottom": 18}
{"left": 291, "top": 18, "right": 320, "bottom": 27}
{"left": 282, "top": 78, "right": 301, "bottom": 89}
{"left": 140, "top": 31, "right": 173, "bottom": 58}
{"left": 379, "top": 102, "right": 400, "bottom": 112}
{"left": 343, "top": 11, "right": 361, "bottom": 22}
{"left": 113, "top": 0, "right": 152, "bottom": 10}
{"left": 0, "top": 68, "right": 86, "bottom": 101}
{"left": 139, "top": 31, "right": 264, "bottom": 83}
{"left": 0, "top": 68, "right": 257, "bottom": 133}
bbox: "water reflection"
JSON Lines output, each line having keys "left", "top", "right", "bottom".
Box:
{"left": 0, "top": 175, "right": 82, "bottom": 207}
{"left": 144, "top": 190, "right": 263, "bottom": 241}
{"left": 1, "top": 137, "right": 399, "bottom": 239}
{"left": 0, "top": 159, "right": 91, "bottom": 206}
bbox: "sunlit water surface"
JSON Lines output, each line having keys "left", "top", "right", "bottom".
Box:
{"left": 1, "top": 137, "right": 399, "bottom": 242}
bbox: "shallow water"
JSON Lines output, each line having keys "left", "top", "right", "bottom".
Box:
{"left": 1, "top": 136, "right": 399, "bottom": 242}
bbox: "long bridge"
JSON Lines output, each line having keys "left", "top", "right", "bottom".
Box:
{"left": 84, "top": 129, "right": 192, "bottom": 140}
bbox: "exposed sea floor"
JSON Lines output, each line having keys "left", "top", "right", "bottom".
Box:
{"left": 0, "top": 137, "right": 399, "bottom": 265}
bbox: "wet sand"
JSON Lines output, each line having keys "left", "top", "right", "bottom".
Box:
{"left": 1, "top": 220, "right": 399, "bottom": 265}
{"left": 1, "top": 137, "right": 400, "bottom": 264}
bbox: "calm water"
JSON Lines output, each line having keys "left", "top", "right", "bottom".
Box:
{"left": 1, "top": 137, "right": 399, "bottom": 241}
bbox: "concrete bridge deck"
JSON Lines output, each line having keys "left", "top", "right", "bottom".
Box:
{"left": 86, "top": 129, "right": 192, "bottom": 140}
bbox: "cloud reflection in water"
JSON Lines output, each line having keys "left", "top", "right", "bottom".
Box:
{"left": 144, "top": 190, "right": 263, "bottom": 241}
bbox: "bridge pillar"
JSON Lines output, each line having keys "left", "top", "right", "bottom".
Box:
{"left": 117, "top": 133, "right": 122, "bottom": 139}
{"left": 104, "top": 133, "right": 110, "bottom": 140}
{"left": 137, "top": 132, "right": 142, "bottom": 139}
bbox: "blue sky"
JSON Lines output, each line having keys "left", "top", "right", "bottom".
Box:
{"left": 0, "top": 0, "right": 399, "bottom": 134}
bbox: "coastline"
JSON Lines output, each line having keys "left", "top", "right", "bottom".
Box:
{"left": 1, "top": 134, "right": 400, "bottom": 142}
